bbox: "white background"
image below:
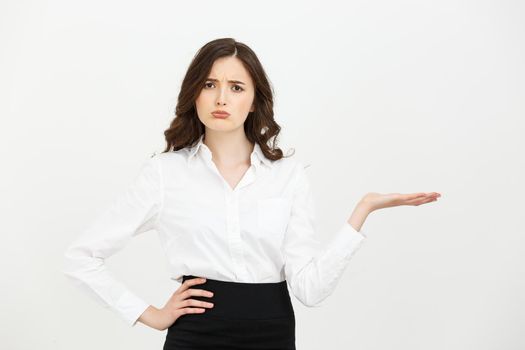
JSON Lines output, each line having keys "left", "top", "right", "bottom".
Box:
{"left": 1, "top": 0, "right": 523, "bottom": 349}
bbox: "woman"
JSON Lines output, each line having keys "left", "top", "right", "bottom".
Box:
{"left": 63, "top": 37, "right": 441, "bottom": 349}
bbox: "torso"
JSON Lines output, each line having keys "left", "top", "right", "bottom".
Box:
{"left": 215, "top": 161, "right": 251, "bottom": 191}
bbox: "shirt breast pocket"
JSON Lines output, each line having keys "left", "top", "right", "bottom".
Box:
{"left": 257, "top": 197, "right": 292, "bottom": 238}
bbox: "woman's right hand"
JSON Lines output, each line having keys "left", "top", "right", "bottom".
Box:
{"left": 138, "top": 277, "right": 215, "bottom": 331}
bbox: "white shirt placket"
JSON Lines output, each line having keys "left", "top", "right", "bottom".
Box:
{"left": 201, "top": 146, "right": 259, "bottom": 281}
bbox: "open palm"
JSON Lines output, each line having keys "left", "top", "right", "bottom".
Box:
{"left": 362, "top": 192, "right": 441, "bottom": 211}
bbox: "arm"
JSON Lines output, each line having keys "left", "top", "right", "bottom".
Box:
{"left": 347, "top": 200, "right": 373, "bottom": 234}
{"left": 282, "top": 162, "right": 371, "bottom": 307}
{"left": 62, "top": 156, "right": 163, "bottom": 327}
{"left": 283, "top": 163, "right": 441, "bottom": 307}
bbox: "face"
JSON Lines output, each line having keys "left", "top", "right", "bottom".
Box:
{"left": 195, "top": 56, "right": 255, "bottom": 133}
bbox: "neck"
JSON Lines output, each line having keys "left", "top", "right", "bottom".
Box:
{"left": 203, "top": 129, "right": 254, "bottom": 167}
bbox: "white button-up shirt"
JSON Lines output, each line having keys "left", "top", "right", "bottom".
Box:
{"left": 63, "top": 134, "right": 368, "bottom": 327}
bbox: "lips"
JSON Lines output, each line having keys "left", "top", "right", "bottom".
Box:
{"left": 212, "top": 111, "right": 230, "bottom": 118}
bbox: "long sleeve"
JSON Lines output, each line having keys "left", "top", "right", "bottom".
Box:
{"left": 282, "top": 162, "right": 368, "bottom": 307}
{"left": 62, "top": 155, "right": 163, "bottom": 327}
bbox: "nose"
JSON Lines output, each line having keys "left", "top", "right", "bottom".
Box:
{"left": 215, "top": 86, "right": 227, "bottom": 106}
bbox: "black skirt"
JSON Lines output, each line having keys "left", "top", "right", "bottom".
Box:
{"left": 163, "top": 275, "right": 296, "bottom": 350}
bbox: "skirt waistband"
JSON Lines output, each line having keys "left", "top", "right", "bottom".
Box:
{"left": 181, "top": 275, "right": 294, "bottom": 320}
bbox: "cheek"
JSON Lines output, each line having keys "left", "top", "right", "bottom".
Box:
{"left": 238, "top": 93, "right": 255, "bottom": 111}
{"left": 194, "top": 93, "right": 211, "bottom": 121}
{"left": 195, "top": 91, "right": 209, "bottom": 107}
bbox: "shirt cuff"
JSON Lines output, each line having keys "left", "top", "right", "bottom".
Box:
{"left": 327, "top": 222, "right": 367, "bottom": 259}
{"left": 115, "top": 290, "right": 151, "bottom": 327}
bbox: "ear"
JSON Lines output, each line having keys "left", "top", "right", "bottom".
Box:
{"left": 250, "top": 104, "right": 255, "bottom": 113}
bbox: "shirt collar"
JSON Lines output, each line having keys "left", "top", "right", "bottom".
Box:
{"left": 186, "top": 134, "right": 273, "bottom": 169}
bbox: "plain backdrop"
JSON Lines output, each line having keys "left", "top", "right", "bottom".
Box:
{"left": 1, "top": 0, "right": 523, "bottom": 349}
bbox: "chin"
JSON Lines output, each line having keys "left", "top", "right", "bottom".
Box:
{"left": 204, "top": 122, "right": 239, "bottom": 132}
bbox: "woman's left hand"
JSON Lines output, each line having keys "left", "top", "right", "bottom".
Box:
{"left": 361, "top": 192, "right": 441, "bottom": 212}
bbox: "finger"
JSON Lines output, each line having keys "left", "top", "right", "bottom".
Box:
{"left": 186, "top": 288, "right": 214, "bottom": 298}
{"left": 425, "top": 197, "right": 439, "bottom": 203}
{"left": 424, "top": 193, "right": 440, "bottom": 200}
{"left": 413, "top": 197, "right": 438, "bottom": 206}
{"left": 408, "top": 192, "right": 440, "bottom": 201}
{"left": 177, "top": 277, "right": 207, "bottom": 294}
{"left": 182, "top": 298, "right": 214, "bottom": 308}
{"left": 402, "top": 194, "right": 428, "bottom": 203}
{"left": 404, "top": 193, "right": 427, "bottom": 200}
{"left": 180, "top": 307, "right": 206, "bottom": 315}
{"left": 404, "top": 196, "right": 436, "bottom": 205}
{"left": 181, "top": 288, "right": 214, "bottom": 300}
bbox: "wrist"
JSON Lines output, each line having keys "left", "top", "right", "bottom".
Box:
{"left": 138, "top": 305, "right": 161, "bottom": 329}
{"left": 347, "top": 203, "right": 371, "bottom": 232}
{"left": 358, "top": 197, "right": 375, "bottom": 214}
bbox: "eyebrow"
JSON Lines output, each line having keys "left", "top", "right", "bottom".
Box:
{"left": 206, "top": 78, "right": 246, "bottom": 85}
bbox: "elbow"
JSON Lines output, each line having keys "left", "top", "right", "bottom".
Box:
{"left": 289, "top": 280, "right": 328, "bottom": 307}
{"left": 295, "top": 293, "right": 327, "bottom": 308}
{"left": 61, "top": 245, "right": 95, "bottom": 280}
{"left": 62, "top": 246, "right": 78, "bottom": 278}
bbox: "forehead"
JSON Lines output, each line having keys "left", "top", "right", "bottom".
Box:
{"left": 208, "top": 56, "right": 253, "bottom": 84}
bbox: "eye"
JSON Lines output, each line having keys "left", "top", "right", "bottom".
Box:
{"left": 203, "top": 81, "right": 244, "bottom": 92}
{"left": 232, "top": 85, "right": 244, "bottom": 92}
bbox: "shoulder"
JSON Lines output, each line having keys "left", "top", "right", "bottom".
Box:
{"left": 149, "top": 149, "right": 190, "bottom": 166}
{"left": 270, "top": 154, "right": 313, "bottom": 186}
{"left": 274, "top": 153, "right": 311, "bottom": 172}
{"left": 284, "top": 155, "right": 316, "bottom": 192}
{"left": 137, "top": 149, "right": 190, "bottom": 180}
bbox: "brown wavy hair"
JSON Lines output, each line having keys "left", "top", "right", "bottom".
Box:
{"left": 161, "top": 37, "right": 294, "bottom": 161}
